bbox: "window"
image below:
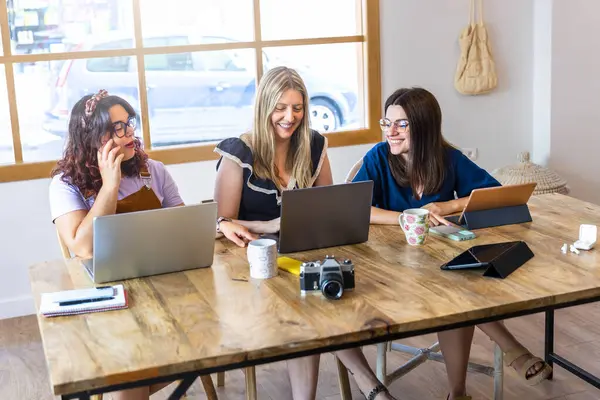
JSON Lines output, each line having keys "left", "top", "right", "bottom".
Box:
{"left": 86, "top": 40, "right": 132, "bottom": 72}
{"left": 0, "top": 0, "right": 381, "bottom": 182}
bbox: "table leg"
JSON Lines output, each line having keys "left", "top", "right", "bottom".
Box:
{"left": 168, "top": 376, "right": 197, "bottom": 400}
{"left": 545, "top": 309, "right": 554, "bottom": 380}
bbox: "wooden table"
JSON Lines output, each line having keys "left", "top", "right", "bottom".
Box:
{"left": 29, "top": 194, "right": 600, "bottom": 399}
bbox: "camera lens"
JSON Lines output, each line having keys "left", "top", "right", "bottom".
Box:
{"left": 321, "top": 279, "right": 343, "bottom": 300}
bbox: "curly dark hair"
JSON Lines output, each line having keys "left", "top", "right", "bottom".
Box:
{"left": 51, "top": 94, "right": 148, "bottom": 198}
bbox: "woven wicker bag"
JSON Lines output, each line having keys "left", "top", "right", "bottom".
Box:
{"left": 491, "top": 152, "right": 569, "bottom": 195}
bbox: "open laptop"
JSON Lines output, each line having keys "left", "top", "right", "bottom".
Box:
{"left": 82, "top": 202, "right": 217, "bottom": 283}
{"left": 446, "top": 183, "right": 537, "bottom": 226}
{"left": 262, "top": 180, "right": 374, "bottom": 254}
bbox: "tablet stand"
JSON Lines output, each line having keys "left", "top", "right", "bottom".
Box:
{"left": 453, "top": 204, "right": 532, "bottom": 230}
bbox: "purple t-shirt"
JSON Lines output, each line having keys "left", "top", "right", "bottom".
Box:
{"left": 49, "top": 159, "right": 184, "bottom": 222}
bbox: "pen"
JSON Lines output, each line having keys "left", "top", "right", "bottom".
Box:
{"left": 59, "top": 297, "right": 115, "bottom": 306}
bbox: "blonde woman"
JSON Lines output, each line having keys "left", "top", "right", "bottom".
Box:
{"left": 213, "top": 66, "right": 397, "bottom": 400}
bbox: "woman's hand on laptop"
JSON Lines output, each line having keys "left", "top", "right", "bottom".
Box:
{"left": 220, "top": 221, "right": 259, "bottom": 247}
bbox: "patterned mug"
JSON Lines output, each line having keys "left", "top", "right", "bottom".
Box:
{"left": 247, "top": 238, "right": 279, "bottom": 279}
{"left": 399, "top": 208, "right": 430, "bottom": 246}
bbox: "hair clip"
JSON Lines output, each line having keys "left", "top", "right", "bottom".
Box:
{"left": 84, "top": 89, "right": 109, "bottom": 117}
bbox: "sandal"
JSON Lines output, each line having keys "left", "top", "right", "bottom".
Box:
{"left": 362, "top": 382, "right": 396, "bottom": 400}
{"left": 504, "top": 346, "right": 553, "bottom": 385}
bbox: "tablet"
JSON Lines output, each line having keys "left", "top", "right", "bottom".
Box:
{"left": 451, "top": 183, "right": 537, "bottom": 224}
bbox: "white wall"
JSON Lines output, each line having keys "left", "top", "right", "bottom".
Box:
{"left": 381, "top": 0, "right": 534, "bottom": 171}
{"left": 532, "top": 0, "right": 553, "bottom": 166}
{"left": 0, "top": 0, "right": 538, "bottom": 319}
{"left": 549, "top": 0, "right": 600, "bottom": 204}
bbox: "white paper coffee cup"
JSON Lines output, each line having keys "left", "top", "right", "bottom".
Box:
{"left": 247, "top": 239, "right": 278, "bottom": 279}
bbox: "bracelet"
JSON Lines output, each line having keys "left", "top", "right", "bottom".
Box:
{"left": 216, "top": 216, "right": 232, "bottom": 233}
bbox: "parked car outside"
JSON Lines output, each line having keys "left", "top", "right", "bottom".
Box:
{"left": 43, "top": 33, "right": 358, "bottom": 147}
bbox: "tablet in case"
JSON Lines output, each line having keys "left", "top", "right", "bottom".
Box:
{"left": 445, "top": 183, "right": 536, "bottom": 230}
{"left": 446, "top": 204, "right": 532, "bottom": 230}
{"left": 440, "top": 241, "right": 534, "bottom": 279}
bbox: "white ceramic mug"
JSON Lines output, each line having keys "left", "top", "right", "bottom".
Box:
{"left": 247, "top": 239, "right": 278, "bottom": 279}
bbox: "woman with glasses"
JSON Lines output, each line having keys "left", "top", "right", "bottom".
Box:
{"left": 352, "top": 87, "right": 552, "bottom": 399}
{"left": 49, "top": 90, "right": 253, "bottom": 400}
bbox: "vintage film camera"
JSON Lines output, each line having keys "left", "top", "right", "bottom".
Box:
{"left": 299, "top": 255, "right": 355, "bottom": 300}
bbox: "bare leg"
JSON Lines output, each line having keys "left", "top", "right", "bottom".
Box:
{"left": 111, "top": 387, "right": 150, "bottom": 400}
{"left": 109, "top": 381, "right": 171, "bottom": 400}
{"left": 438, "top": 326, "right": 475, "bottom": 400}
{"left": 335, "top": 348, "right": 395, "bottom": 399}
{"left": 477, "top": 321, "right": 544, "bottom": 376}
{"left": 149, "top": 382, "right": 171, "bottom": 394}
{"left": 287, "top": 355, "right": 320, "bottom": 400}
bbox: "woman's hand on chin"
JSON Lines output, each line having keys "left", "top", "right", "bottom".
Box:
{"left": 220, "top": 221, "right": 259, "bottom": 247}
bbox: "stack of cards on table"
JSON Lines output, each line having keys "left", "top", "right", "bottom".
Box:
{"left": 39, "top": 285, "right": 128, "bottom": 317}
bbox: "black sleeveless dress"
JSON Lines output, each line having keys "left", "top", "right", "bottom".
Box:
{"left": 214, "top": 130, "right": 327, "bottom": 221}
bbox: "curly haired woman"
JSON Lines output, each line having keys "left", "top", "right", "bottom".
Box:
{"left": 49, "top": 90, "right": 255, "bottom": 400}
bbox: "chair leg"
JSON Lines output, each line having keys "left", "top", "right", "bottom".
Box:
{"left": 493, "top": 344, "right": 504, "bottom": 400}
{"left": 244, "top": 367, "right": 257, "bottom": 400}
{"left": 217, "top": 371, "right": 225, "bottom": 387}
{"left": 376, "top": 342, "right": 388, "bottom": 385}
{"left": 336, "top": 356, "right": 352, "bottom": 400}
{"left": 200, "top": 375, "right": 218, "bottom": 400}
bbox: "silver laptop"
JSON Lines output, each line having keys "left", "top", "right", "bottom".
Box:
{"left": 82, "top": 202, "right": 217, "bottom": 283}
{"left": 262, "top": 180, "right": 373, "bottom": 254}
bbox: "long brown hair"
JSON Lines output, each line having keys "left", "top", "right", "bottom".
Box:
{"left": 51, "top": 94, "right": 148, "bottom": 198}
{"left": 385, "top": 87, "right": 452, "bottom": 196}
{"left": 241, "top": 66, "right": 313, "bottom": 190}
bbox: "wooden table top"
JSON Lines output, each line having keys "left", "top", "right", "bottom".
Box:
{"left": 29, "top": 193, "right": 600, "bottom": 395}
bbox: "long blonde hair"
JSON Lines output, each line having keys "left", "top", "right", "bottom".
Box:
{"left": 242, "top": 66, "right": 313, "bottom": 190}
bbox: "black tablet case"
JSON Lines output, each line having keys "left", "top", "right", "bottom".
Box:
{"left": 442, "top": 241, "right": 534, "bottom": 279}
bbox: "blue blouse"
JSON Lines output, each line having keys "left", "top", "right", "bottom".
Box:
{"left": 352, "top": 142, "right": 500, "bottom": 212}
{"left": 214, "top": 130, "right": 327, "bottom": 221}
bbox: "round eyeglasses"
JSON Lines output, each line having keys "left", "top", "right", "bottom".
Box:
{"left": 379, "top": 118, "right": 409, "bottom": 133}
{"left": 111, "top": 116, "right": 137, "bottom": 138}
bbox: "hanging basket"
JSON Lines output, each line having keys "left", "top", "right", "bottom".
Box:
{"left": 491, "top": 151, "right": 569, "bottom": 195}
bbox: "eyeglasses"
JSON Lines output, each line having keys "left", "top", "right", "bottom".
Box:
{"left": 379, "top": 118, "right": 409, "bottom": 133}
{"left": 111, "top": 116, "right": 137, "bottom": 138}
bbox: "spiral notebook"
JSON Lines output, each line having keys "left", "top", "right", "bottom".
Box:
{"left": 39, "top": 285, "right": 128, "bottom": 317}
